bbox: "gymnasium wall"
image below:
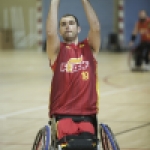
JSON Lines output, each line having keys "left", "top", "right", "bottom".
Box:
{"left": 0, "top": 0, "right": 36, "bottom": 49}
{"left": 0, "top": 0, "right": 116, "bottom": 50}
{"left": 3, "top": 0, "right": 150, "bottom": 50}
{"left": 124, "top": 0, "right": 150, "bottom": 47}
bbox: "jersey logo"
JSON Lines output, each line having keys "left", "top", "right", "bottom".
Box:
{"left": 66, "top": 46, "right": 71, "bottom": 49}
{"left": 79, "top": 44, "right": 84, "bottom": 48}
{"left": 60, "top": 55, "right": 89, "bottom": 73}
{"left": 68, "top": 55, "right": 83, "bottom": 64}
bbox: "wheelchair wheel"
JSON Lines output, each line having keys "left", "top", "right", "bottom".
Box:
{"left": 128, "top": 48, "right": 150, "bottom": 72}
{"left": 32, "top": 125, "right": 51, "bottom": 150}
{"left": 128, "top": 49, "right": 136, "bottom": 71}
{"left": 100, "top": 124, "right": 120, "bottom": 150}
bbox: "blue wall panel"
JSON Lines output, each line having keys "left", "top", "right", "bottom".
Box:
{"left": 42, "top": 0, "right": 113, "bottom": 49}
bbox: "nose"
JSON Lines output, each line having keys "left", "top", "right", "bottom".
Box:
{"left": 66, "top": 23, "right": 70, "bottom": 29}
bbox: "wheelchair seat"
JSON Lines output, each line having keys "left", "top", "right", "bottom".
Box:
{"left": 57, "top": 132, "right": 99, "bottom": 150}
{"left": 49, "top": 115, "right": 99, "bottom": 150}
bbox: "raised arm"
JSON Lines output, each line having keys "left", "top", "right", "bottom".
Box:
{"left": 46, "top": 0, "right": 60, "bottom": 61}
{"left": 81, "top": 0, "right": 100, "bottom": 53}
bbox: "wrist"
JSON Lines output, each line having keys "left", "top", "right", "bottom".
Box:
{"left": 130, "top": 34, "right": 136, "bottom": 42}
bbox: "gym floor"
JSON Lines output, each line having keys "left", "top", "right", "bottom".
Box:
{"left": 0, "top": 50, "right": 150, "bottom": 150}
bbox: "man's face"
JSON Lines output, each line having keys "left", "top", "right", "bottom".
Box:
{"left": 139, "top": 10, "right": 147, "bottom": 19}
{"left": 59, "top": 16, "right": 80, "bottom": 42}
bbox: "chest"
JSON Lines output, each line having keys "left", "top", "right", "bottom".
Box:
{"left": 60, "top": 44, "right": 92, "bottom": 62}
{"left": 58, "top": 45, "right": 94, "bottom": 73}
{"left": 138, "top": 21, "right": 149, "bottom": 30}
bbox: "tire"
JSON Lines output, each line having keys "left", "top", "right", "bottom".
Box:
{"left": 100, "top": 124, "right": 120, "bottom": 150}
{"left": 128, "top": 49, "right": 135, "bottom": 71}
{"left": 106, "top": 125, "right": 120, "bottom": 150}
{"left": 32, "top": 125, "right": 51, "bottom": 150}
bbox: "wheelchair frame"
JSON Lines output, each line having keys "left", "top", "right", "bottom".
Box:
{"left": 128, "top": 48, "right": 150, "bottom": 72}
{"left": 32, "top": 120, "right": 120, "bottom": 150}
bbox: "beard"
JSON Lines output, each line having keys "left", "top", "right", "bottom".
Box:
{"left": 139, "top": 18, "right": 146, "bottom": 23}
{"left": 62, "top": 31, "right": 78, "bottom": 42}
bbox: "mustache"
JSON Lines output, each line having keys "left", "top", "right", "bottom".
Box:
{"left": 65, "top": 31, "right": 72, "bottom": 33}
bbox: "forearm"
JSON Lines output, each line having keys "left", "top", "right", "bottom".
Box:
{"left": 46, "top": 0, "right": 60, "bottom": 36}
{"left": 130, "top": 23, "right": 138, "bottom": 43}
{"left": 81, "top": 0, "right": 100, "bottom": 31}
{"left": 132, "top": 23, "right": 138, "bottom": 36}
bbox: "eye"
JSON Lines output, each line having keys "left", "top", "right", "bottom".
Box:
{"left": 69, "top": 21, "right": 75, "bottom": 25}
{"left": 61, "top": 22, "right": 66, "bottom": 26}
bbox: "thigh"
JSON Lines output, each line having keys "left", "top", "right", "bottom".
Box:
{"left": 78, "top": 121, "right": 95, "bottom": 134}
{"left": 147, "top": 42, "right": 150, "bottom": 50}
{"left": 136, "top": 42, "right": 146, "bottom": 52}
{"left": 56, "top": 118, "right": 78, "bottom": 140}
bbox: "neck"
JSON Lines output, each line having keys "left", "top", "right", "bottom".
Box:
{"left": 64, "top": 38, "right": 78, "bottom": 45}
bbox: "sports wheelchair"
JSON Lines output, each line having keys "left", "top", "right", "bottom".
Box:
{"left": 32, "top": 115, "right": 120, "bottom": 150}
{"left": 128, "top": 47, "right": 150, "bottom": 71}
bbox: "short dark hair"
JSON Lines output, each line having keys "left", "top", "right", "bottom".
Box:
{"left": 59, "top": 14, "right": 80, "bottom": 27}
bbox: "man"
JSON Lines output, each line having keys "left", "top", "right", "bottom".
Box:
{"left": 129, "top": 10, "right": 150, "bottom": 70}
{"left": 46, "top": 0, "right": 100, "bottom": 140}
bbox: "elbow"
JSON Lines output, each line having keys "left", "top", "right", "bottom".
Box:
{"left": 46, "top": 29, "right": 56, "bottom": 38}
{"left": 46, "top": 24, "right": 55, "bottom": 37}
{"left": 47, "top": 31, "right": 53, "bottom": 37}
{"left": 46, "top": 26, "right": 53, "bottom": 36}
{"left": 91, "top": 21, "right": 100, "bottom": 32}
{"left": 95, "top": 22, "right": 100, "bottom": 31}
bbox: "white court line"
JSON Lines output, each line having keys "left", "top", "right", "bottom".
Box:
{"left": 0, "top": 83, "right": 150, "bottom": 120}
{"left": 101, "top": 83, "right": 150, "bottom": 97}
{"left": 0, "top": 106, "right": 47, "bottom": 119}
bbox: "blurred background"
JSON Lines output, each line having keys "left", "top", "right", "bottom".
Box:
{"left": 0, "top": 0, "right": 150, "bottom": 51}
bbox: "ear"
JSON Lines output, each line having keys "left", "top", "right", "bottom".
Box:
{"left": 78, "top": 26, "right": 81, "bottom": 33}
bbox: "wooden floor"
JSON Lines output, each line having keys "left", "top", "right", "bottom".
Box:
{"left": 0, "top": 50, "right": 150, "bottom": 150}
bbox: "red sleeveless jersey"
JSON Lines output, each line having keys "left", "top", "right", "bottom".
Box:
{"left": 49, "top": 39, "right": 99, "bottom": 117}
{"left": 137, "top": 18, "right": 150, "bottom": 42}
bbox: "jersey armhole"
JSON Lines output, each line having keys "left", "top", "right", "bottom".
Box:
{"left": 84, "top": 38, "right": 98, "bottom": 62}
{"left": 49, "top": 42, "right": 62, "bottom": 71}
{"left": 49, "top": 59, "right": 57, "bottom": 71}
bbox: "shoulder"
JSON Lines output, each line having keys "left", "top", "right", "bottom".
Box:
{"left": 79, "top": 38, "right": 90, "bottom": 47}
{"left": 80, "top": 39, "right": 98, "bottom": 54}
{"left": 147, "top": 17, "right": 150, "bottom": 21}
{"left": 60, "top": 42, "right": 66, "bottom": 48}
{"left": 147, "top": 18, "right": 150, "bottom": 23}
